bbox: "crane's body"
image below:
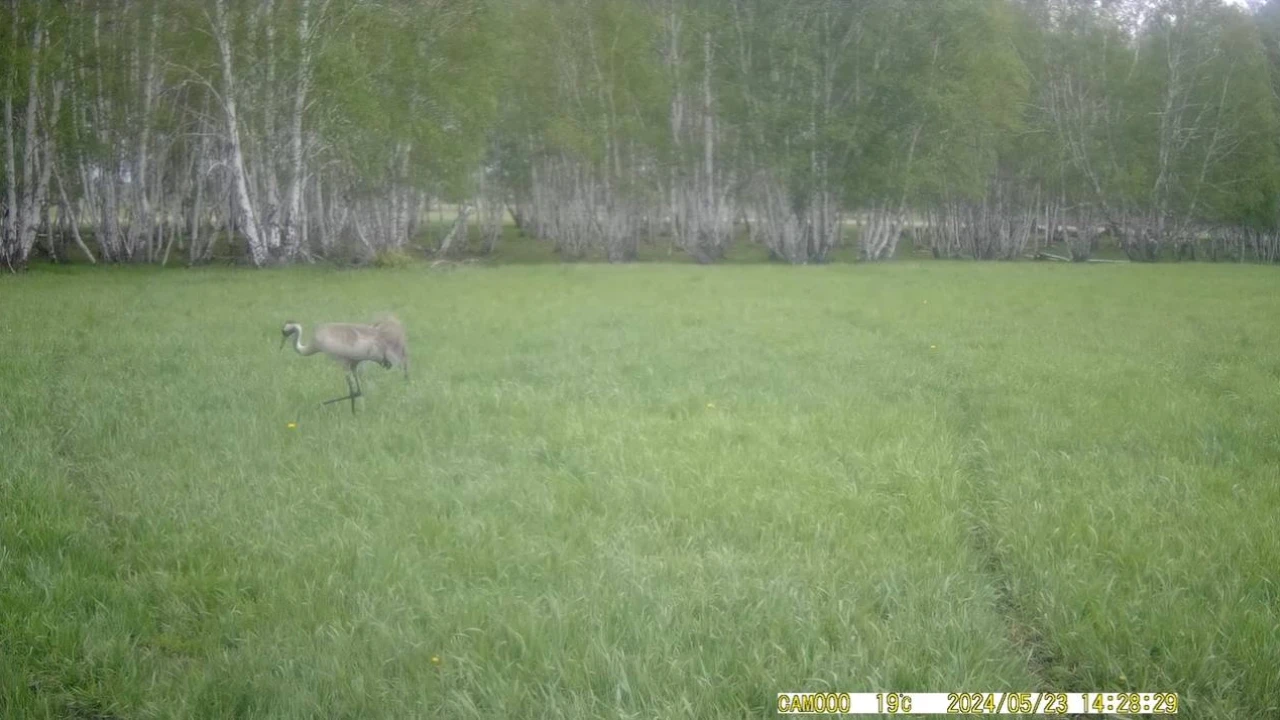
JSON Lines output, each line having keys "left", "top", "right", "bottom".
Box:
{"left": 281, "top": 314, "right": 409, "bottom": 413}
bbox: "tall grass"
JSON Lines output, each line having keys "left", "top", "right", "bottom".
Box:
{"left": 1, "top": 261, "right": 1276, "bottom": 718}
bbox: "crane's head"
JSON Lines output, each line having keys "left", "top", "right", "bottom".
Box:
{"left": 280, "top": 321, "right": 301, "bottom": 350}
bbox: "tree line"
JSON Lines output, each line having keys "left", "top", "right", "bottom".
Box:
{"left": 4, "top": 0, "right": 1280, "bottom": 271}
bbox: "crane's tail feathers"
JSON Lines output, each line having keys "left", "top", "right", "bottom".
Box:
{"left": 371, "top": 313, "right": 409, "bottom": 371}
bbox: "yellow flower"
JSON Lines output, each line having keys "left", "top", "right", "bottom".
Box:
{"left": 431, "top": 656, "right": 441, "bottom": 665}
{"left": 930, "top": 345, "right": 937, "bottom": 350}
{"left": 286, "top": 422, "right": 298, "bottom": 429}
{"left": 706, "top": 402, "right": 716, "bottom": 409}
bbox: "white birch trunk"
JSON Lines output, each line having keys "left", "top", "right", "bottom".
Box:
{"left": 131, "top": 4, "right": 159, "bottom": 261}
{"left": 54, "top": 162, "right": 95, "bottom": 263}
{"left": 283, "top": 0, "right": 312, "bottom": 258}
{"left": 213, "top": 0, "right": 269, "bottom": 266}
{"left": 189, "top": 109, "right": 214, "bottom": 264}
{"left": 2, "top": 0, "right": 17, "bottom": 267}
{"left": 21, "top": 78, "right": 60, "bottom": 264}
{"left": 16, "top": 17, "right": 44, "bottom": 265}
{"left": 438, "top": 202, "right": 473, "bottom": 256}
{"left": 260, "top": 0, "right": 281, "bottom": 251}
{"left": 667, "top": 0, "right": 683, "bottom": 246}
{"left": 91, "top": 9, "right": 121, "bottom": 261}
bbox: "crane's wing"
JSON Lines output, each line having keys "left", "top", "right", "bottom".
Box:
{"left": 310, "top": 324, "right": 378, "bottom": 361}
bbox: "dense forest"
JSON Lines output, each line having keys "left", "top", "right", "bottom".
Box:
{"left": 5, "top": 0, "right": 1280, "bottom": 270}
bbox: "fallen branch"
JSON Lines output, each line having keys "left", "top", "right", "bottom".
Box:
{"left": 429, "top": 257, "right": 481, "bottom": 271}
{"left": 1028, "top": 251, "right": 1129, "bottom": 264}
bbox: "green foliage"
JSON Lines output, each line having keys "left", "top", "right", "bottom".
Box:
{"left": 1198, "top": 6, "right": 1280, "bottom": 229}
{"left": 312, "top": 0, "right": 500, "bottom": 197}
{"left": 372, "top": 246, "right": 416, "bottom": 268}
{"left": 1015, "top": 0, "right": 1280, "bottom": 235}
{"left": 498, "top": 0, "right": 666, "bottom": 171}
{"left": 896, "top": 0, "right": 1030, "bottom": 203}
{"left": 11, "top": 0, "right": 1280, "bottom": 266}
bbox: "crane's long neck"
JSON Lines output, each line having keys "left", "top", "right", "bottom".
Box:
{"left": 291, "top": 328, "right": 320, "bottom": 356}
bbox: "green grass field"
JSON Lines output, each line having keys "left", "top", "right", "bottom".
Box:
{"left": 2, "top": 259, "right": 1278, "bottom": 718}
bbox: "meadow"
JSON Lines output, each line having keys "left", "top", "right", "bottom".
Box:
{"left": 1, "top": 257, "right": 1278, "bottom": 718}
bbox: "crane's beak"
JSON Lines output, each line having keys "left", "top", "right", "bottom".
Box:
{"left": 279, "top": 334, "right": 287, "bottom": 351}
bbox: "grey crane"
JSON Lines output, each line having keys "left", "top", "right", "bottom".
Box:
{"left": 280, "top": 314, "right": 409, "bottom": 413}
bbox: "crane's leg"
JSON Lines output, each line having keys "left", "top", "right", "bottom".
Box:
{"left": 322, "top": 372, "right": 362, "bottom": 414}
{"left": 349, "top": 369, "right": 363, "bottom": 414}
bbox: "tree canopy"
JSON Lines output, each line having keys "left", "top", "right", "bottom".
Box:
{"left": 4, "top": 0, "right": 1280, "bottom": 268}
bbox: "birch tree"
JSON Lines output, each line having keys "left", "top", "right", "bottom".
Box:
{"left": 210, "top": 0, "right": 269, "bottom": 265}
{"left": 1, "top": 1, "right": 66, "bottom": 270}
{"left": 2, "top": 0, "right": 24, "bottom": 268}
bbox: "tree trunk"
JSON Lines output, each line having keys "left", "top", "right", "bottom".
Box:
{"left": 54, "top": 163, "right": 95, "bottom": 263}
{"left": 1, "top": 0, "right": 17, "bottom": 269}
{"left": 437, "top": 203, "right": 473, "bottom": 256}
{"left": 283, "top": 0, "right": 312, "bottom": 259}
{"left": 21, "top": 77, "right": 61, "bottom": 264}
{"left": 213, "top": 0, "right": 269, "bottom": 266}
{"left": 260, "top": 0, "right": 281, "bottom": 252}
{"left": 92, "top": 8, "right": 121, "bottom": 262}
{"left": 15, "top": 16, "right": 45, "bottom": 268}
{"left": 131, "top": 4, "right": 159, "bottom": 262}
